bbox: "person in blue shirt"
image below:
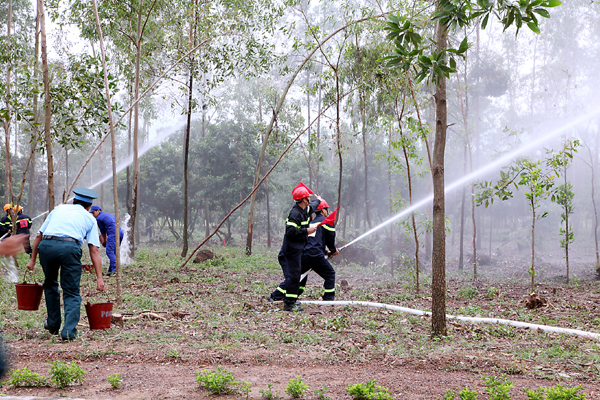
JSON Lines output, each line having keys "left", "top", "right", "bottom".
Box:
{"left": 90, "top": 205, "right": 124, "bottom": 276}
{"left": 27, "top": 188, "right": 105, "bottom": 341}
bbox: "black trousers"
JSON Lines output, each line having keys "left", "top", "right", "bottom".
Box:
{"left": 271, "top": 254, "right": 336, "bottom": 301}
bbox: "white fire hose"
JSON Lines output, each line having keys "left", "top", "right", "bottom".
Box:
{"left": 300, "top": 300, "right": 600, "bottom": 340}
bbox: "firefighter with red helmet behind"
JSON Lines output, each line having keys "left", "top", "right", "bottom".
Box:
{"left": 298, "top": 199, "right": 339, "bottom": 300}
{"left": 268, "top": 182, "right": 320, "bottom": 312}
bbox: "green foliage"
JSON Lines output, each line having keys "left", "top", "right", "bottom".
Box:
{"left": 48, "top": 361, "right": 86, "bottom": 389}
{"left": 239, "top": 381, "right": 252, "bottom": 399}
{"left": 195, "top": 366, "right": 238, "bottom": 395}
{"left": 440, "top": 389, "right": 456, "bottom": 400}
{"left": 486, "top": 287, "right": 499, "bottom": 299}
{"left": 484, "top": 375, "right": 513, "bottom": 400}
{"left": 523, "top": 384, "right": 585, "bottom": 400}
{"left": 107, "top": 373, "right": 123, "bottom": 389}
{"left": 347, "top": 380, "right": 394, "bottom": 400}
{"left": 260, "top": 383, "right": 282, "bottom": 399}
{"left": 383, "top": 1, "right": 562, "bottom": 84}
{"left": 6, "top": 367, "right": 50, "bottom": 387}
{"left": 457, "top": 286, "right": 479, "bottom": 299}
{"left": 458, "top": 388, "right": 478, "bottom": 400}
{"left": 286, "top": 375, "right": 308, "bottom": 398}
{"left": 314, "top": 387, "right": 331, "bottom": 400}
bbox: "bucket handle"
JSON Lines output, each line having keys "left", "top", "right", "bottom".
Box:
{"left": 21, "top": 268, "right": 37, "bottom": 284}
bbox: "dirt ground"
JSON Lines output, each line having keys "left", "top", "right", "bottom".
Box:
{"left": 2, "top": 242, "right": 600, "bottom": 399}
{"left": 4, "top": 340, "right": 600, "bottom": 400}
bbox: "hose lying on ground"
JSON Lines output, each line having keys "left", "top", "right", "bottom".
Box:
{"left": 301, "top": 300, "right": 600, "bottom": 340}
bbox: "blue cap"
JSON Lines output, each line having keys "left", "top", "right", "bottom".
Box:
{"left": 72, "top": 188, "right": 99, "bottom": 203}
{"left": 90, "top": 205, "right": 102, "bottom": 213}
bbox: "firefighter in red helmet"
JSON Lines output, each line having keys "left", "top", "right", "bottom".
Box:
{"left": 269, "top": 182, "right": 320, "bottom": 312}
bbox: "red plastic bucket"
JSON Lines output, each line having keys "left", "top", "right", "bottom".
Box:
{"left": 15, "top": 282, "right": 44, "bottom": 310}
{"left": 85, "top": 302, "right": 113, "bottom": 330}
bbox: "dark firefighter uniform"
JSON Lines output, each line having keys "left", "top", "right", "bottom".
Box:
{"left": 269, "top": 199, "right": 321, "bottom": 303}
{"left": 271, "top": 197, "right": 320, "bottom": 309}
{"left": 0, "top": 206, "right": 33, "bottom": 254}
{"left": 299, "top": 213, "right": 337, "bottom": 300}
{"left": 270, "top": 210, "right": 337, "bottom": 301}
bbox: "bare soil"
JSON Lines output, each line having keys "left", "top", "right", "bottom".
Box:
{"left": 2, "top": 243, "right": 600, "bottom": 399}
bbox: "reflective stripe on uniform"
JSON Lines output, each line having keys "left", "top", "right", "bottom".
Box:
{"left": 299, "top": 286, "right": 305, "bottom": 291}
{"left": 324, "top": 288, "right": 335, "bottom": 293}
{"left": 277, "top": 287, "right": 286, "bottom": 294}
{"left": 285, "top": 293, "right": 298, "bottom": 299}
{"left": 322, "top": 225, "right": 335, "bottom": 232}
{"left": 300, "top": 220, "right": 309, "bottom": 225}
{"left": 286, "top": 219, "right": 300, "bottom": 228}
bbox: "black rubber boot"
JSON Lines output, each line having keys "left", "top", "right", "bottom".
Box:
{"left": 283, "top": 302, "right": 303, "bottom": 312}
{"left": 44, "top": 320, "right": 59, "bottom": 335}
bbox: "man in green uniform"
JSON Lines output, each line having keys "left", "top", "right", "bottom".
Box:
{"left": 27, "top": 188, "right": 105, "bottom": 341}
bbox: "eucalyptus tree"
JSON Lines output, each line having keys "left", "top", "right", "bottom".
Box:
{"left": 384, "top": 0, "right": 562, "bottom": 335}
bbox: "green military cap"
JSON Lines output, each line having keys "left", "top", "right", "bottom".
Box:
{"left": 72, "top": 188, "right": 99, "bottom": 203}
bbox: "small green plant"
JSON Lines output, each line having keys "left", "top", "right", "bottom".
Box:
{"left": 48, "top": 361, "right": 86, "bottom": 389}
{"left": 167, "top": 348, "right": 182, "bottom": 359}
{"left": 439, "top": 389, "right": 456, "bottom": 400}
{"left": 286, "top": 375, "right": 308, "bottom": 398}
{"left": 484, "top": 375, "right": 513, "bottom": 400}
{"left": 107, "top": 373, "right": 123, "bottom": 389}
{"left": 314, "top": 387, "right": 330, "bottom": 400}
{"left": 545, "top": 384, "right": 585, "bottom": 400}
{"left": 239, "top": 381, "right": 252, "bottom": 399}
{"left": 260, "top": 383, "right": 282, "bottom": 399}
{"left": 457, "top": 286, "right": 479, "bottom": 299}
{"left": 195, "top": 365, "right": 237, "bottom": 395}
{"left": 524, "top": 384, "right": 585, "bottom": 400}
{"left": 347, "top": 380, "right": 394, "bottom": 400}
{"left": 458, "top": 388, "right": 478, "bottom": 400}
{"left": 486, "top": 287, "right": 499, "bottom": 299}
{"left": 524, "top": 387, "right": 546, "bottom": 400}
{"left": 6, "top": 367, "right": 50, "bottom": 387}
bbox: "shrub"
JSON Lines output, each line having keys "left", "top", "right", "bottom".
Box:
{"left": 286, "top": 375, "right": 308, "bottom": 398}
{"left": 108, "top": 373, "right": 123, "bottom": 389}
{"left": 6, "top": 367, "right": 50, "bottom": 387}
{"left": 457, "top": 286, "right": 479, "bottom": 300}
{"left": 195, "top": 365, "right": 237, "bottom": 395}
{"left": 260, "top": 383, "right": 282, "bottom": 399}
{"left": 523, "top": 384, "right": 586, "bottom": 400}
{"left": 347, "top": 380, "right": 394, "bottom": 400}
{"left": 314, "top": 387, "right": 330, "bottom": 400}
{"left": 49, "top": 361, "right": 86, "bottom": 389}
{"left": 484, "top": 375, "right": 513, "bottom": 400}
{"left": 458, "top": 388, "right": 478, "bottom": 400}
{"left": 239, "top": 381, "right": 252, "bottom": 399}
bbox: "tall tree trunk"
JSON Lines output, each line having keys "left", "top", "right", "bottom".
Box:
{"left": 39, "top": 0, "right": 54, "bottom": 211}
{"left": 182, "top": 4, "right": 196, "bottom": 257}
{"left": 4, "top": 0, "right": 13, "bottom": 204}
{"left": 564, "top": 167, "right": 569, "bottom": 284}
{"left": 335, "top": 69, "right": 342, "bottom": 217}
{"left": 530, "top": 198, "right": 536, "bottom": 292}
{"left": 591, "top": 140, "right": 600, "bottom": 269}
{"left": 315, "top": 57, "right": 323, "bottom": 192}
{"left": 458, "top": 145, "right": 466, "bottom": 271}
{"left": 307, "top": 70, "right": 312, "bottom": 188}
{"left": 388, "top": 126, "right": 394, "bottom": 276}
{"left": 92, "top": 0, "right": 122, "bottom": 303}
{"left": 126, "top": 79, "right": 133, "bottom": 216}
{"left": 266, "top": 176, "right": 271, "bottom": 248}
{"left": 431, "top": 15, "right": 448, "bottom": 337}
{"left": 182, "top": 68, "right": 193, "bottom": 257}
{"left": 28, "top": 2, "right": 41, "bottom": 216}
{"left": 129, "top": 2, "right": 143, "bottom": 257}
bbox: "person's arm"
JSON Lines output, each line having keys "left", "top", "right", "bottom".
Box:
{"left": 88, "top": 244, "right": 105, "bottom": 292}
{"left": 0, "top": 234, "right": 28, "bottom": 257}
{"left": 100, "top": 233, "right": 107, "bottom": 247}
{"left": 26, "top": 232, "right": 43, "bottom": 271}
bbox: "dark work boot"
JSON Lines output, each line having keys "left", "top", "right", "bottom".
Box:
{"left": 44, "top": 320, "right": 59, "bottom": 335}
{"left": 283, "top": 302, "right": 303, "bottom": 312}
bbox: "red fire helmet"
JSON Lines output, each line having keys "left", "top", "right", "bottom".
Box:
{"left": 317, "top": 199, "right": 329, "bottom": 209}
{"left": 292, "top": 186, "right": 311, "bottom": 200}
